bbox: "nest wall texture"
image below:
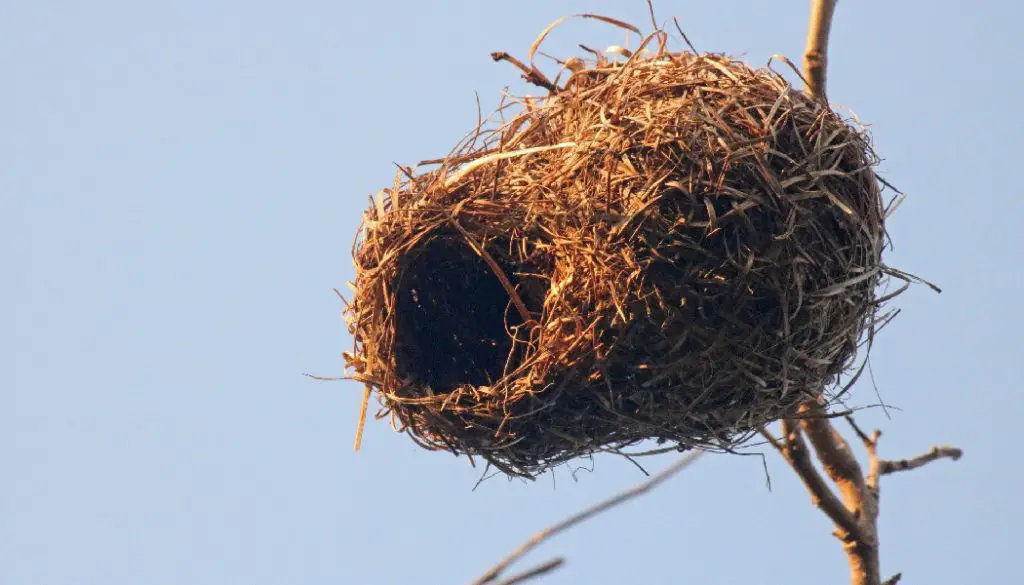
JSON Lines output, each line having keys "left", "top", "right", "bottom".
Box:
{"left": 344, "top": 48, "right": 896, "bottom": 478}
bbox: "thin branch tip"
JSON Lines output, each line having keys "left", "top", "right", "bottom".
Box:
{"left": 879, "top": 445, "right": 963, "bottom": 476}
{"left": 491, "top": 558, "right": 565, "bottom": 585}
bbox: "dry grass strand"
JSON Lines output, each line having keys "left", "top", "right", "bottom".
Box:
{"left": 344, "top": 24, "right": 906, "bottom": 478}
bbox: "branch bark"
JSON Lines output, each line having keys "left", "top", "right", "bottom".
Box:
{"left": 879, "top": 446, "right": 963, "bottom": 476}
{"left": 491, "top": 558, "right": 564, "bottom": 585}
{"left": 799, "top": 401, "right": 880, "bottom": 585}
{"left": 803, "top": 0, "right": 838, "bottom": 100}
{"left": 762, "top": 422, "right": 861, "bottom": 540}
{"left": 772, "top": 404, "right": 962, "bottom": 585}
{"left": 787, "top": 4, "right": 964, "bottom": 581}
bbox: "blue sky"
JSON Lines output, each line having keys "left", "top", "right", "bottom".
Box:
{"left": 4, "top": 1, "right": 1021, "bottom": 584}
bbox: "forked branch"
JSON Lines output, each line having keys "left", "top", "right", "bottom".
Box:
{"left": 780, "top": 4, "right": 964, "bottom": 582}
{"left": 773, "top": 408, "right": 962, "bottom": 585}
{"left": 763, "top": 421, "right": 862, "bottom": 540}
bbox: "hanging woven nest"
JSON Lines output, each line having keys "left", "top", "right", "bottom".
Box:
{"left": 343, "top": 26, "right": 909, "bottom": 478}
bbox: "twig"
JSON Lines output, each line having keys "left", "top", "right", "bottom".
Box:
{"left": 844, "top": 416, "right": 961, "bottom": 482}
{"left": 770, "top": 421, "right": 862, "bottom": 540}
{"left": 845, "top": 415, "right": 875, "bottom": 449}
{"left": 803, "top": 0, "right": 838, "bottom": 101}
{"left": 492, "top": 558, "right": 565, "bottom": 585}
{"left": 470, "top": 450, "right": 703, "bottom": 585}
{"left": 775, "top": 1, "right": 964, "bottom": 583}
{"left": 798, "top": 402, "right": 880, "bottom": 585}
{"left": 775, "top": 402, "right": 963, "bottom": 585}
{"left": 799, "top": 402, "right": 874, "bottom": 536}
{"left": 845, "top": 416, "right": 882, "bottom": 490}
{"left": 758, "top": 428, "right": 785, "bottom": 453}
{"left": 879, "top": 446, "right": 962, "bottom": 476}
{"left": 491, "top": 51, "right": 558, "bottom": 92}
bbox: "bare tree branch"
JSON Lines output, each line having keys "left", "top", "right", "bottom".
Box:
{"left": 803, "top": 0, "right": 838, "bottom": 100}
{"left": 845, "top": 416, "right": 882, "bottom": 491}
{"left": 844, "top": 417, "right": 961, "bottom": 484}
{"left": 879, "top": 446, "right": 963, "bottom": 476}
{"left": 774, "top": 401, "right": 963, "bottom": 585}
{"left": 800, "top": 402, "right": 877, "bottom": 537}
{"left": 470, "top": 450, "right": 703, "bottom": 585}
{"left": 797, "top": 402, "right": 880, "bottom": 585}
{"left": 491, "top": 558, "right": 565, "bottom": 585}
{"left": 762, "top": 422, "right": 862, "bottom": 540}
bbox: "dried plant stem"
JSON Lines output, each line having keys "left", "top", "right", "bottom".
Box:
{"left": 353, "top": 385, "right": 371, "bottom": 451}
{"left": 470, "top": 450, "right": 703, "bottom": 585}
{"left": 442, "top": 143, "right": 576, "bottom": 189}
{"left": 803, "top": 0, "right": 838, "bottom": 100}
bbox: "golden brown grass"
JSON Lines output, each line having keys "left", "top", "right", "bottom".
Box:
{"left": 343, "top": 25, "right": 911, "bottom": 478}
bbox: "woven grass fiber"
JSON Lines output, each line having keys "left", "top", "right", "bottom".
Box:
{"left": 343, "top": 21, "right": 912, "bottom": 478}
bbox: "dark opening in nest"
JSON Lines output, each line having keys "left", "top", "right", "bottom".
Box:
{"left": 393, "top": 234, "right": 542, "bottom": 393}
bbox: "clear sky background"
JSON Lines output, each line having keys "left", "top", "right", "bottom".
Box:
{"left": 4, "top": 1, "right": 1021, "bottom": 584}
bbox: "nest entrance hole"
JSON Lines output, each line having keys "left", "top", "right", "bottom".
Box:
{"left": 394, "top": 234, "right": 545, "bottom": 393}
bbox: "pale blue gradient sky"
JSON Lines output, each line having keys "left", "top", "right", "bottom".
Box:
{"left": 4, "top": 1, "right": 1021, "bottom": 584}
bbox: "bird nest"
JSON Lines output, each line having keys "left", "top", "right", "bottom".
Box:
{"left": 343, "top": 33, "right": 910, "bottom": 478}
